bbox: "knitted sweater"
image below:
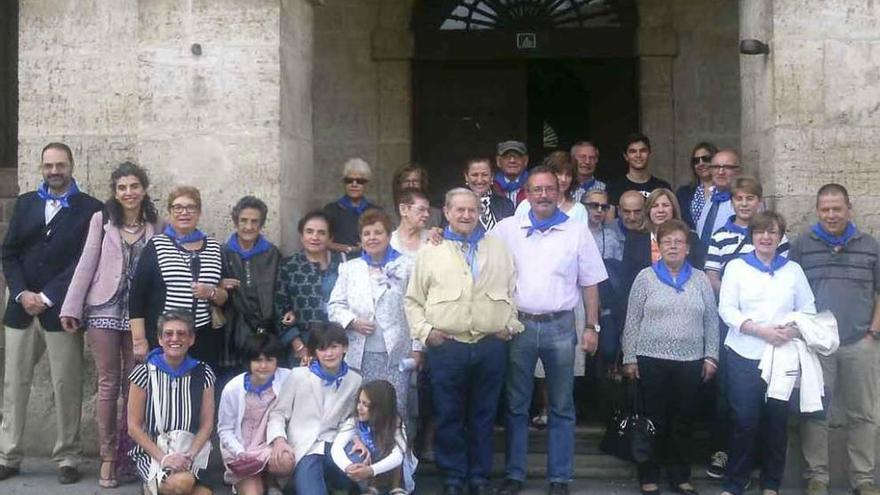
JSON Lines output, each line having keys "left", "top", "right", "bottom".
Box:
{"left": 622, "top": 266, "right": 719, "bottom": 365}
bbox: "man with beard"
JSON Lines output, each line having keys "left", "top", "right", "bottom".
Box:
{"left": 613, "top": 190, "right": 646, "bottom": 245}
{"left": 405, "top": 188, "right": 521, "bottom": 495}
{"left": 0, "top": 143, "right": 102, "bottom": 484}
{"left": 492, "top": 166, "right": 607, "bottom": 495}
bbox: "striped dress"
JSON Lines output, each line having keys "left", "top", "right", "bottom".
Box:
{"left": 128, "top": 361, "right": 216, "bottom": 482}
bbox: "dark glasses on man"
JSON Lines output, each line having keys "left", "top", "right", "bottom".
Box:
{"left": 343, "top": 177, "right": 369, "bottom": 185}
{"left": 585, "top": 202, "right": 611, "bottom": 212}
{"left": 691, "top": 155, "right": 712, "bottom": 165}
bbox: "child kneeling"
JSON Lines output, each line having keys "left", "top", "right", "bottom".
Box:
{"left": 218, "top": 332, "right": 294, "bottom": 494}
{"left": 332, "top": 380, "right": 409, "bottom": 495}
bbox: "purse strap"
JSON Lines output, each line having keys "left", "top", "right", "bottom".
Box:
{"left": 148, "top": 364, "right": 166, "bottom": 436}
{"left": 627, "top": 379, "right": 647, "bottom": 415}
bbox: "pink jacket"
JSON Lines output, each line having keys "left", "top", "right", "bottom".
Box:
{"left": 60, "top": 211, "right": 159, "bottom": 321}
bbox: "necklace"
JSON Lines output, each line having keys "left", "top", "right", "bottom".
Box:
{"left": 122, "top": 222, "right": 144, "bottom": 234}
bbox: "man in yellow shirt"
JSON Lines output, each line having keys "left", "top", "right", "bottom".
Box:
{"left": 405, "top": 187, "right": 522, "bottom": 495}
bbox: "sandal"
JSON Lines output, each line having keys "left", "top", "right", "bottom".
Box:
{"left": 99, "top": 460, "right": 118, "bottom": 488}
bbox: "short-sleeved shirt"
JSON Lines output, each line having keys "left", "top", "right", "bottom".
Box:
{"left": 491, "top": 214, "right": 608, "bottom": 314}
{"left": 789, "top": 227, "right": 880, "bottom": 345}
{"left": 606, "top": 175, "right": 672, "bottom": 205}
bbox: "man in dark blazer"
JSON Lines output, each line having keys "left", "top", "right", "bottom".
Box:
{"left": 0, "top": 142, "right": 101, "bottom": 484}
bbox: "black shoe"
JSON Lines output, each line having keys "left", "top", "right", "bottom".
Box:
{"left": 669, "top": 482, "right": 699, "bottom": 495}
{"left": 548, "top": 482, "right": 570, "bottom": 495}
{"left": 58, "top": 466, "right": 80, "bottom": 485}
{"left": 469, "top": 483, "right": 491, "bottom": 495}
{"left": 0, "top": 465, "right": 18, "bottom": 481}
{"left": 443, "top": 484, "right": 465, "bottom": 495}
{"left": 496, "top": 478, "right": 523, "bottom": 495}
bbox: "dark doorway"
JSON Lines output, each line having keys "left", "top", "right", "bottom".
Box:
{"left": 413, "top": 58, "right": 639, "bottom": 202}
{"left": 0, "top": 0, "right": 18, "bottom": 168}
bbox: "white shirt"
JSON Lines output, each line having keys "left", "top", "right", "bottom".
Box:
{"left": 696, "top": 198, "right": 734, "bottom": 240}
{"left": 45, "top": 199, "right": 63, "bottom": 225}
{"left": 718, "top": 257, "right": 816, "bottom": 360}
{"left": 514, "top": 200, "right": 590, "bottom": 224}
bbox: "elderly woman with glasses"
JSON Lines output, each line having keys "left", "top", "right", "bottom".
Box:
{"left": 323, "top": 158, "right": 378, "bottom": 257}
{"left": 130, "top": 186, "right": 228, "bottom": 369}
{"left": 391, "top": 164, "right": 443, "bottom": 229}
{"left": 622, "top": 219, "right": 719, "bottom": 495}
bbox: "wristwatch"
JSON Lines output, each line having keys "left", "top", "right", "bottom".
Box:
{"left": 586, "top": 323, "right": 601, "bottom": 334}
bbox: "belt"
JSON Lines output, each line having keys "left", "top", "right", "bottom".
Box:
{"left": 517, "top": 310, "right": 570, "bottom": 322}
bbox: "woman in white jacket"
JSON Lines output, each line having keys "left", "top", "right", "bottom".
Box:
{"left": 217, "top": 333, "right": 294, "bottom": 494}
{"left": 328, "top": 209, "right": 422, "bottom": 416}
{"left": 717, "top": 211, "right": 816, "bottom": 495}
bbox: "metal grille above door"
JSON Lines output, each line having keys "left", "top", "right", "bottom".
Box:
{"left": 437, "top": 0, "right": 636, "bottom": 31}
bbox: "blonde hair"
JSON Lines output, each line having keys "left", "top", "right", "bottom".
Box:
{"left": 642, "top": 188, "right": 682, "bottom": 232}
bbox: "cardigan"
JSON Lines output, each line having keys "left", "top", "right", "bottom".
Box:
{"left": 60, "top": 211, "right": 159, "bottom": 321}
{"left": 217, "top": 368, "right": 292, "bottom": 456}
{"left": 266, "top": 366, "right": 363, "bottom": 462}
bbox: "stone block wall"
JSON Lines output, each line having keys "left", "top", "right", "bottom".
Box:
{"left": 741, "top": 0, "right": 880, "bottom": 234}
{"left": 15, "top": 0, "right": 315, "bottom": 455}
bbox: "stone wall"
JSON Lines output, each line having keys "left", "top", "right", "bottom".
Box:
{"left": 15, "top": 0, "right": 314, "bottom": 455}
{"left": 741, "top": 0, "right": 880, "bottom": 235}
{"left": 637, "top": 0, "right": 741, "bottom": 188}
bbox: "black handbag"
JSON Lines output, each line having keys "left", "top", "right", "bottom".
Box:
{"left": 599, "top": 381, "right": 656, "bottom": 463}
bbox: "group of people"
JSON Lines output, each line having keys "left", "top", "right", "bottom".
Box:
{"left": 0, "top": 136, "right": 877, "bottom": 495}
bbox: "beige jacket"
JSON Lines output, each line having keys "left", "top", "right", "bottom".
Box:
{"left": 405, "top": 236, "right": 523, "bottom": 345}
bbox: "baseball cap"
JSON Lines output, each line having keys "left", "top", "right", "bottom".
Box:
{"left": 497, "top": 140, "right": 527, "bottom": 155}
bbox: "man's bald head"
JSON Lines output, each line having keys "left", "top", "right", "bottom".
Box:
{"left": 618, "top": 190, "right": 646, "bottom": 231}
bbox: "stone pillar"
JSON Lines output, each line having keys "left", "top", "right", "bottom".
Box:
{"left": 741, "top": 0, "right": 880, "bottom": 234}
{"left": 16, "top": 0, "right": 315, "bottom": 454}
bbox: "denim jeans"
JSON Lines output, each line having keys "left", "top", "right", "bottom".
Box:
{"left": 290, "top": 442, "right": 354, "bottom": 494}
{"left": 505, "top": 311, "right": 577, "bottom": 483}
{"left": 428, "top": 336, "right": 507, "bottom": 488}
{"left": 723, "top": 347, "right": 789, "bottom": 495}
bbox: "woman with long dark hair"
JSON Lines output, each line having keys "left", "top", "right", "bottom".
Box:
{"left": 60, "top": 162, "right": 161, "bottom": 488}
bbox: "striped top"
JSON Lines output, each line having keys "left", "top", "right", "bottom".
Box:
{"left": 127, "top": 361, "right": 216, "bottom": 481}
{"left": 130, "top": 234, "right": 223, "bottom": 331}
{"left": 705, "top": 220, "right": 790, "bottom": 275}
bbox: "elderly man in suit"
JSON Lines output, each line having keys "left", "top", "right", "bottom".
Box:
{"left": 0, "top": 142, "right": 102, "bottom": 484}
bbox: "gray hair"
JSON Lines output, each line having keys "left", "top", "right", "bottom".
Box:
{"left": 445, "top": 187, "right": 479, "bottom": 209}
{"left": 157, "top": 309, "right": 196, "bottom": 338}
{"left": 342, "top": 158, "right": 372, "bottom": 180}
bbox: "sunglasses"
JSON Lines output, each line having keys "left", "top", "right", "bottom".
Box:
{"left": 691, "top": 155, "right": 713, "bottom": 165}
{"left": 708, "top": 164, "right": 740, "bottom": 171}
{"left": 343, "top": 177, "right": 369, "bottom": 185}
{"left": 585, "top": 202, "right": 611, "bottom": 212}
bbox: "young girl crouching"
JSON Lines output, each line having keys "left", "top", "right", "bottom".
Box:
{"left": 217, "top": 333, "right": 294, "bottom": 494}
{"left": 331, "top": 380, "right": 409, "bottom": 495}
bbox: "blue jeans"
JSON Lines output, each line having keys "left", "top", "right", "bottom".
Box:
{"left": 428, "top": 336, "right": 507, "bottom": 488}
{"left": 723, "top": 347, "right": 789, "bottom": 494}
{"left": 505, "top": 311, "right": 577, "bottom": 483}
{"left": 290, "top": 442, "right": 354, "bottom": 494}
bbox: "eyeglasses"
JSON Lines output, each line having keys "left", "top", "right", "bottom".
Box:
{"left": 343, "top": 177, "right": 369, "bottom": 185}
{"left": 708, "top": 164, "right": 740, "bottom": 171}
{"left": 584, "top": 202, "right": 611, "bottom": 212}
{"left": 659, "top": 238, "right": 688, "bottom": 247}
{"left": 691, "top": 155, "right": 712, "bottom": 165}
{"left": 170, "top": 204, "right": 199, "bottom": 215}
{"left": 528, "top": 186, "right": 558, "bottom": 195}
{"left": 406, "top": 205, "right": 430, "bottom": 214}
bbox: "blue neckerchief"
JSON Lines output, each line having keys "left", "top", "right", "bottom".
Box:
{"left": 356, "top": 421, "right": 381, "bottom": 460}
{"left": 526, "top": 209, "right": 569, "bottom": 237}
{"left": 244, "top": 372, "right": 274, "bottom": 395}
{"left": 361, "top": 246, "right": 401, "bottom": 268}
{"left": 338, "top": 195, "right": 371, "bottom": 216}
{"left": 811, "top": 222, "right": 856, "bottom": 248}
{"left": 723, "top": 215, "right": 750, "bottom": 236}
{"left": 308, "top": 360, "right": 349, "bottom": 389}
{"left": 578, "top": 178, "right": 597, "bottom": 192}
{"left": 494, "top": 170, "right": 528, "bottom": 193}
{"left": 163, "top": 224, "right": 207, "bottom": 245}
{"left": 37, "top": 180, "right": 80, "bottom": 208}
{"left": 711, "top": 189, "right": 731, "bottom": 203}
{"left": 226, "top": 233, "right": 271, "bottom": 261}
{"left": 443, "top": 226, "right": 485, "bottom": 278}
{"left": 652, "top": 260, "right": 693, "bottom": 293}
{"left": 743, "top": 251, "right": 789, "bottom": 276}
{"left": 147, "top": 348, "right": 199, "bottom": 379}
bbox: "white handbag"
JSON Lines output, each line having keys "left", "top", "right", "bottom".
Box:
{"left": 144, "top": 364, "right": 212, "bottom": 495}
